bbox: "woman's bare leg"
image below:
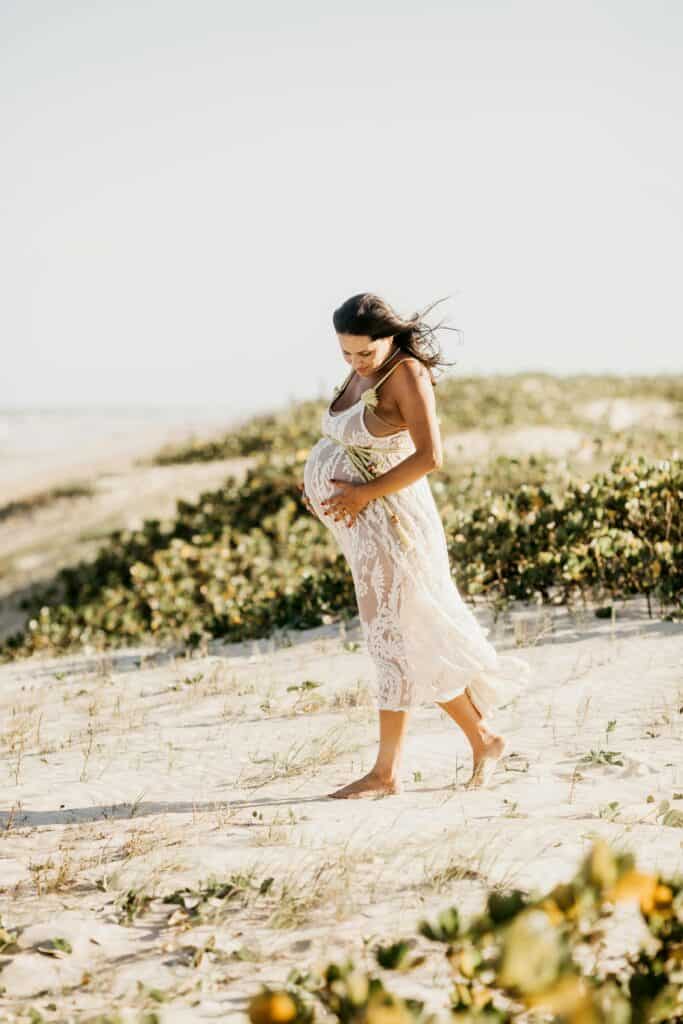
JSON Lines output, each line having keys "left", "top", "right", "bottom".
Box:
{"left": 436, "top": 687, "right": 505, "bottom": 788}
{"left": 328, "top": 709, "right": 408, "bottom": 799}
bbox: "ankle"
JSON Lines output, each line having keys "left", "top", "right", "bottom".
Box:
{"left": 371, "top": 765, "right": 399, "bottom": 784}
{"left": 477, "top": 722, "right": 496, "bottom": 742}
{"left": 470, "top": 725, "right": 503, "bottom": 756}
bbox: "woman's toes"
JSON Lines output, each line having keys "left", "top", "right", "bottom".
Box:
{"left": 466, "top": 735, "right": 506, "bottom": 789}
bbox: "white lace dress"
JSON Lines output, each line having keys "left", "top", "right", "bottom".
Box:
{"left": 303, "top": 364, "right": 531, "bottom": 718}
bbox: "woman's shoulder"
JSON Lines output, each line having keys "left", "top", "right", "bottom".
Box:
{"left": 391, "top": 355, "right": 435, "bottom": 387}
{"left": 395, "top": 353, "right": 426, "bottom": 372}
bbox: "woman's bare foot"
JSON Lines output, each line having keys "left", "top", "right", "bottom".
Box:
{"left": 328, "top": 769, "right": 401, "bottom": 800}
{"left": 465, "top": 733, "right": 506, "bottom": 789}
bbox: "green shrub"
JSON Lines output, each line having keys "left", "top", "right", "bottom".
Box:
{"left": 447, "top": 455, "right": 681, "bottom": 613}
{"left": 2, "top": 454, "right": 680, "bottom": 663}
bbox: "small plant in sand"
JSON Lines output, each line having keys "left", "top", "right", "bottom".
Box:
{"left": 118, "top": 827, "right": 156, "bottom": 862}
{"left": 10, "top": 732, "right": 25, "bottom": 786}
{"left": 597, "top": 800, "right": 621, "bottom": 822}
{"left": 331, "top": 681, "right": 375, "bottom": 710}
{"left": 210, "top": 801, "right": 234, "bottom": 829}
{"left": 0, "top": 918, "right": 19, "bottom": 954}
{"left": 250, "top": 823, "right": 289, "bottom": 848}
{"left": 575, "top": 694, "right": 592, "bottom": 728}
{"left": 36, "top": 936, "right": 73, "bottom": 958}
{"left": 272, "top": 839, "right": 390, "bottom": 931}
{"left": 579, "top": 748, "right": 624, "bottom": 767}
{"left": 420, "top": 836, "right": 508, "bottom": 898}
{"left": 242, "top": 727, "right": 358, "bottom": 789}
{"left": 518, "top": 610, "right": 555, "bottom": 648}
{"left": 250, "top": 808, "right": 301, "bottom": 848}
{"left": 502, "top": 798, "right": 525, "bottom": 818}
{"left": 421, "top": 859, "right": 485, "bottom": 898}
{"left": 284, "top": 680, "right": 326, "bottom": 715}
{"left": 181, "top": 671, "right": 204, "bottom": 687}
{"left": 115, "top": 887, "right": 153, "bottom": 924}
{"left": 643, "top": 699, "right": 678, "bottom": 740}
{"left": 287, "top": 680, "right": 323, "bottom": 695}
{"left": 80, "top": 722, "right": 95, "bottom": 781}
{"left": 162, "top": 871, "right": 274, "bottom": 923}
{"left": 28, "top": 846, "right": 77, "bottom": 896}
{"left": 1, "top": 801, "right": 22, "bottom": 834}
{"left": 2, "top": 711, "right": 36, "bottom": 786}
{"left": 656, "top": 800, "right": 683, "bottom": 828}
{"left": 269, "top": 858, "right": 358, "bottom": 930}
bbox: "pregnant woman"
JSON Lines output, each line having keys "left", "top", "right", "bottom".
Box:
{"left": 301, "top": 293, "right": 530, "bottom": 799}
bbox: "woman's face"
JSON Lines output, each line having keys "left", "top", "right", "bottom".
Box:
{"left": 336, "top": 333, "right": 395, "bottom": 376}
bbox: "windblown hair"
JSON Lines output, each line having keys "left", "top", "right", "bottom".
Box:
{"left": 332, "top": 293, "right": 461, "bottom": 383}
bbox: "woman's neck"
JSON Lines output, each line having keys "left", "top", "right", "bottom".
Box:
{"left": 367, "top": 344, "right": 401, "bottom": 380}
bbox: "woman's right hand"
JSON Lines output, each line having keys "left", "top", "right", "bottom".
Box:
{"left": 297, "top": 481, "right": 318, "bottom": 518}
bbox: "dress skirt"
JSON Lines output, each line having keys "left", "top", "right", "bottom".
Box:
{"left": 303, "top": 400, "right": 531, "bottom": 718}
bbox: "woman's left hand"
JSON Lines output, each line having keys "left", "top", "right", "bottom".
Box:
{"left": 321, "top": 479, "right": 370, "bottom": 527}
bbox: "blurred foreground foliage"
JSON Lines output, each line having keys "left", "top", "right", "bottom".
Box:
{"left": 1, "top": 448, "right": 680, "bottom": 662}
{"left": 247, "top": 837, "right": 683, "bottom": 1024}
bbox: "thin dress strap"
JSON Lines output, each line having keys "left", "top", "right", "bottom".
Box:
{"left": 373, "top": 355, "right": 408, "bottom": 392}
{"left": 332, "top": 352, "right": 407, "bottom": 418}
{"left": 367, "top": 356, "right": 411, "bottom": 429}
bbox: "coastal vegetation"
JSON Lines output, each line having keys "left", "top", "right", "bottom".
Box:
{"left": 2, "top": 375, "right": 681, "bottom": 662}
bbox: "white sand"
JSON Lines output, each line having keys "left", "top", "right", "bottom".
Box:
{"left": 579, "top": 397, "right": 679, "bottom": 431}
{"left": 444, "top": 425, "right": 591, "bottom": 461}
{"left": 0, "top": 595, "right": 681, "bottom": 1020}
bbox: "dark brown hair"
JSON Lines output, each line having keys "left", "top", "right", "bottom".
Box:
{"left": 332, "top": 292, "right": 461, "bottom": 383}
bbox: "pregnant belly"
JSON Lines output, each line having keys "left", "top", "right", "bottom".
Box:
{"left": 303, "top": 439, "right": 361, "bottom": 516}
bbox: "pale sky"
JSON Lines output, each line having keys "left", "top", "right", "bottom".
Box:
{"left": 2, "top": 1, "right": 682, "bottom": 416}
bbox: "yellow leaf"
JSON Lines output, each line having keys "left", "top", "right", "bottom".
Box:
{"left": 588, "top": 838, "right": 618, "bottom": 888}
{"left": 525, "top": 974, "right": 590, "bottom": 1014}
{"left": 606, "top": 868, "right": 658, "bottom": 913}
{"left": 538, "top": 897, "right": 565, "bottom": 926}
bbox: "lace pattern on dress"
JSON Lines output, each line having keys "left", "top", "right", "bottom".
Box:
{"left": 302, "top": 365, "right": 532, "bottom": 714}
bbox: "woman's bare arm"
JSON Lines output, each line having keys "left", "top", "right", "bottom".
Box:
{"left": 361, "top": 358, "right": 443, "bottom": 502}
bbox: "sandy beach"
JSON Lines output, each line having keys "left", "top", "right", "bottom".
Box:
{"left": 0, "top": 594, "right": 681, "bottom": 1020}
{"left": 0, "top": 392, "right": 681, "bottom": 1020}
